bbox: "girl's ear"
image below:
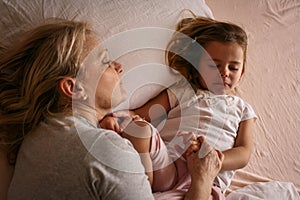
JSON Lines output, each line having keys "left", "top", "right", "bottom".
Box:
{"left": 59, "top": 77, "right": 82, "bottom": 100}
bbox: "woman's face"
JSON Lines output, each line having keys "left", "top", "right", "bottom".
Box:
{"left": 81, "top": 45, "right": 127, "bottom": 112}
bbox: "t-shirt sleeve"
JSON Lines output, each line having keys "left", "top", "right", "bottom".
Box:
{"left": 166, "top": 87, "right": 178, "bottom": 109}
{"left": 166, "top": 78, "right": 195, "bottom": 109}
{"left": 241, "top": 102, "right": 257, "bottom": 122}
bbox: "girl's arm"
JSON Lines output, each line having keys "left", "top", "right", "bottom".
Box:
{"left": 121, "top": 120, "right": 154, "bottom": 186}
{"left": 100, "top": 89, "right": 171, "bottom": 131}
{"left": 221, "top": 118, "right": 255, "bottom": 171}
{"left": 133, "top": 89, "right": 171, "bottom": 125}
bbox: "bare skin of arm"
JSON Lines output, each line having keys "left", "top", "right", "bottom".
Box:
{"left": 133, "top": 89, "right": 171, "bottom": 125}
{"left": 121, "top": 120, "right": 154, "bottom": 186}
{"left": 100, "top": 90, "right": 254, "bottom": 172}
{"left": 120, "top": 117, "right": 178, "bottom": 190}
{"left": 133, "top": 91, "right": 255, "bottom": 172}
{"left": 221, "top": 118, "right": 255, "bottom": 171}
{"left": 100, "top": 89, "right": 171, "bottom": 132}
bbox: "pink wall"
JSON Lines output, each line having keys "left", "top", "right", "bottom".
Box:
{"left": 207, "top": 0, "right": 300, "bottom": 192}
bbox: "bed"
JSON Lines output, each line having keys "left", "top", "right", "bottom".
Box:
{"left": 0, "top": 0, "right": 299, "bottom": 199}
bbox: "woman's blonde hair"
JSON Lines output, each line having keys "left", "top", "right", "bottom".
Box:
{"left": 166, "top": 15, "right": 248, "bottom": 90}
{"left": 0, "top": 19, "right": 95, "bottom": 164}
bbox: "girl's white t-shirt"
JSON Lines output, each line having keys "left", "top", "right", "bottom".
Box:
{"left": 158, "top": 79, "right": 257, "bottom": 192}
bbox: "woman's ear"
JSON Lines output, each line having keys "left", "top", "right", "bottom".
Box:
{"left": 59, "top": 78, "right": 79, "bottom": 99}
{"left": 60, "top": 78, "right": 88, "bottom": 101}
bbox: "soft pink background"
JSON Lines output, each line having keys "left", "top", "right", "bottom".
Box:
{"left": 207, "top": 0, "right": 300, "bottom": 193}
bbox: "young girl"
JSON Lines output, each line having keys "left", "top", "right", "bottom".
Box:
{"left": 101, "top": 16, "right": 256, "bottom": 194}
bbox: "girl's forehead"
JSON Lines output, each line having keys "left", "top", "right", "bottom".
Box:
{"left": 204, "top": 41, "right": 244, "bottom": 60}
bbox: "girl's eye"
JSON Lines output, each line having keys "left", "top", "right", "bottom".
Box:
{"left": 229, "top": 66, "right": 239, "bottom": 71}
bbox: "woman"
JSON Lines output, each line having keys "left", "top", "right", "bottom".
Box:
{"left": 0, "top": 19, "right": 223, "bottom": 199}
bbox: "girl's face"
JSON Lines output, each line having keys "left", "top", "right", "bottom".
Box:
{"left": 198, "top": 41, "right": 244, "bottom": 94}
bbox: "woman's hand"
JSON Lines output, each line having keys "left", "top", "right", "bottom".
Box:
{"left": 186, "top": 136, "right": 224, "bottom": 181}
{"left": 185, "top": 136, "right": 224, "bottom": 200}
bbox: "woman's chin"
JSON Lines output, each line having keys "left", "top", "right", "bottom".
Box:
{"left": 111, "top": 90, "right": 127, "bottom": 108}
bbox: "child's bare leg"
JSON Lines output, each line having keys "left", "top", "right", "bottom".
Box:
{"left": 122, "top": 120, "right": 154, "bottom": 186}
{"left": 122, "top": 119, "right": 177, "bottom": 192}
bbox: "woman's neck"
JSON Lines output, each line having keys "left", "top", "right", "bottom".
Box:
{"left": 72, "top": 102, "right": 110, "bottom": 127}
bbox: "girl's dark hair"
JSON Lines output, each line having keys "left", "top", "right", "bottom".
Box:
{"left": 166, "top": 16, "right": 248, "bottom": 90}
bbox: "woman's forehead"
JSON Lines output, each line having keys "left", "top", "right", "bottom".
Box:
{"left": 82, "top": 44, "right": 108, "bottom": 67}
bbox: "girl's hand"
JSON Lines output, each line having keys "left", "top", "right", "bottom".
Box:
{"left": 111, "top": 111, "right": 139, "bottom": 131}
{"left": 99, "top": 110, "right": 141, "bottom": 134}
{"left": 99, "top": 115, "right": 122, "bottom": 134}
{"left": 185, "top": 136, "right": 213, "bottom": 158}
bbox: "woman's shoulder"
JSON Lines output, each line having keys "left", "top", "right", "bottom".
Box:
{"left": 75, "top": 118, "right": 145, "bottom": 173}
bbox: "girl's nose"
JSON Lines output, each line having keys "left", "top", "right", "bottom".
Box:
{"left": 111, "top": 61, "right": 123, "bottom": 73}
{"left": 219, "top": 66, "right": 229, "bottom": 77}
{"left": 220, "top": 73, "right": 228, "bottom": 77}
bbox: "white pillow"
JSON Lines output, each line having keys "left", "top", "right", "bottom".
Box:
{"left": 0, "top": 0, "right": 213, "bottom": 109}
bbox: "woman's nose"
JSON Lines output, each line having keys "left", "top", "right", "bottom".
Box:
{"left": 111, "top": 61, "right": 123, "bottom": 73}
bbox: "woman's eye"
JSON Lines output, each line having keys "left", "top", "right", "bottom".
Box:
{"left": 102, "top": 58, "right": 110, "bottom": 65}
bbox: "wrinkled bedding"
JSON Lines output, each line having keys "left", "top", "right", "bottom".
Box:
{"left": 0, "top": 0, "right": 299, "bottom": 199}
{"left": 207, "top": 0, "right": 300, "bottom": 198}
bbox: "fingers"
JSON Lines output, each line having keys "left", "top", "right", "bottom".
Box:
{"left": 99, "top": 116, "right": 121, "bottom": 133}
{"left": 119, "top": 117, "right": 132, "bottom": 131}
{"left": 112, "top": 111, "right": 136, "bottom": 130}
{"left": 185, "top": 138, "right": 200, "bottom": 157}
{"left": 198, "top": 137, "right": 213, "bottom": 159}
{"left": 112, "top": 110, "right": 132, "bottom": 118}
{"left": 205, "top": 149, "right": 223, "bottom": 172}
{"left": 184, "top": 135, "right": 212, "bottom": 159}
{"left": 186, "top": 147, "right": 223, "bottom": 182}
{"left": 197, "top": 135, "right": 205, "bottom": 143}
{"left": 215, "top": 149, "right": 224, "bottom": 163}
{"left": 186, "top": 136, "right": 223, "bottom": 172}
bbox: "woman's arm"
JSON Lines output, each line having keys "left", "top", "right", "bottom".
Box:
{"left": 221, "top": 118, "right": 255, "bottom": 171}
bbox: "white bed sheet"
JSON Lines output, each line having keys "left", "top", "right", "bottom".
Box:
{"left": 207, "top": 0, "right": 300, "bottom": 198}
{"left": 1, "top": 0, "right": 299, "bottom": 199}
